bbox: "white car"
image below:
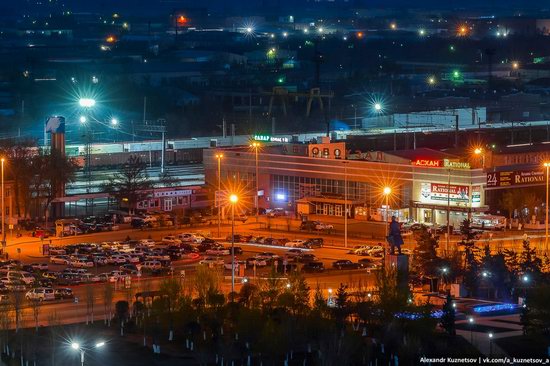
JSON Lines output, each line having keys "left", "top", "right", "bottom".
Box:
{"left": 367, "top": 246, "right": 384, "bottom": 255}
{"left": 285, "top": 239, "right": 307, "bottom": 248}
{"left": 30, "top": 263, "right": 49, "bottom": 271}
{"left": 141, "top": 260, "right": 162, "bottom": 271}
{"left": 205, "top": 248, "right": 230, "bottom": 256}
{"left": 199, "top": 257, "right": 224, "bottom": 267}
{"left": 26, "top": 287, "right": 55, "bottom": 302}
{"left": 162, "top": 236, "right": 182, "bottom": 245}
{"left": 177, "top": 233, "right": 202, "bottom": 243}
{"left": 139, "top": 239, "right": 156, "bottom": 247}
{"left": 109, "top": 255, "right": 128, "bottom": 265}
{"left": 50, "top": 255, "right": 70, "bottom": 265}
{"left": 255, "top": 252, "right": 279, "bottom": 261}
{"left": 315, "top": 222, "right": 334, "bottom": 230}
{"left": 71, "top": 259, "right": 94, "bottom": 268}
{"left": 80, "top": 273, "right": 101, "bottom": 283}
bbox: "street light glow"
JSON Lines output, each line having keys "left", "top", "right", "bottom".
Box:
{"left": 374, "top": 103, "right": 383, "bottom": 112}
{"left": 79, "top": 116, "right": 87, "bottom": 123}
{"left": 523, "top": 275, "right": 529, "bottom": 283}
{"left": 488, "top": 332, "right": 494, "bottom": 339}
{"left": 79, "top": 98, "right": 96, "bottom": 108}
{"left": 71, "top": 342, "right": 80, "bottom": 350}
{"left": 229, "top": 194, "right": 238, "bottom": 204}
{"left": 383, "top": 186, "right": 391, "bottom": 195}
{"left": 468, "top": 317, "right": 474, "bottom": 324}
{"left": 95, "top": 341, "right": 105, "bottom": 348}
{"left": 111, "top": 118, "right": 118, "bottom": 126}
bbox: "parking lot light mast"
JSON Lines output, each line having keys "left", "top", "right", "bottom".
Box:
{"left": 250, "top": 142, "right": 260, "bottom": 221}
{"left": 215, "top": 153, "right": 224, "bottom": 237}
{"left": 229, "top": 193, "right": 239, "bottom": 296}
{"left": 383, "top": 186, "right": 391, "bottom": 260}
{"left": 1, "top": 158, "right": 5, "bottom": 250}
{"left": 71, "top": 340, "right": 105, "bottom": 366}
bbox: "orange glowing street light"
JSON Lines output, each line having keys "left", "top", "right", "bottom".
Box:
{"left": 105, "top": 35, "right": 116, "bottom": 43}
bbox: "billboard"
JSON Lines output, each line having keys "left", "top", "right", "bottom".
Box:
{"left": 45, "top": 116, "right": 65, "bottom": 133}
{"left": 420, "top": 182, "right": 470, "bottom": 203}
{"left": 486, "top": 170, "right": 545, "bottom": 188}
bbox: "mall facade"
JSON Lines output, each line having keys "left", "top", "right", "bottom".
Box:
{"left": 203, "top": 138, "right": 487, "bottom": 227}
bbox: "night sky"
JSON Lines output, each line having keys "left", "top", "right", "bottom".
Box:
{"left": 3, "top": 0, "right": 548, "bottom": 16}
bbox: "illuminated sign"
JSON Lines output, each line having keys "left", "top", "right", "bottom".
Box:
{"left": 412, "top": 159, "right": 470, "bottom": 169}
{"left": 253, "top": 135, "right": 289, "bottom": 143}
{"left": 420, "top": 182, "right": 470, "bottom": 203}
{"left": 487, "top": 170, "right": 545, "bottom": 188}
{"left": 443, "top": 159, "right": 470, "bottom": 169}
{"left": 413, "top": 159, "right": 442, "bottom": 167}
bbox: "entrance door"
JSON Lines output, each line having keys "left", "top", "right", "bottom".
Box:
{"left": 163, "top": 199, "right": 173, "bottom": 212}
{"left": 335, "top": 205, "right": 343, "bottom": 216}
{"left": 323, "top": 204, "right": 330, "bottom": 215}
{"left": 423, "top": 209, "right": 432, "bottom": 223}
{"left": 328, "top": 204, "right": 334, "bottom": 216}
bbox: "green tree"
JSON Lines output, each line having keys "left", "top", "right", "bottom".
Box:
{"left": 522, "top": 285, "right": 550, "bottom": 335}
{"left": 519, "top": 240, "right": 542, "bottom": 278}
{"left": 103, "top": 155, "right": 153, "bottom": 214}
{"left": 412, "top": 226, "right": 441, "bottom": 276}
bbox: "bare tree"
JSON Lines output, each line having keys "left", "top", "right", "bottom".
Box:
{"left": 86, "top": 285, "right": 95, "bottom": 324}
{"left": 12, "top": 291, "right": 24, "bottom": 333}
{"left": 29, "top": 299, "right": 41, "bottom": 331}
{"left": 0, "top": 301, "right": 11, "bottom": 355}
{"left": 103, "top": 282, "right": 113, "bottom": 326}
{"left": 103, "top": 155, "right": 153, "bottom": 214}
{"left": 47, "top": 311, "right": 61, "bottom": 366}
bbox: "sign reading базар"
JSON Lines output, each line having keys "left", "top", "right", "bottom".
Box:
{"left": 487, "top": 169, "right": 545, "bottom": 188}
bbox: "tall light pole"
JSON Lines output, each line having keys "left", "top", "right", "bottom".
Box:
{"left": 544, "top": 162, "right": 550, "bottom": 251}
{"left": 1, "top": 158, "right": 5, "bottom": 249}
{"left": 229, "top": 193, "right": 238, "bottom": 297}
{"left": 250, "top": 142, "right": 260, "bottom": 221}
{"left": 71, "top": 341, "right": 105, "bottom": 366}
{"left": 474, "top": 148, "right": 485, "bottom": 168}
{"left": 215, "top": 153, "right": 224, "bottom": 238}
{"left": 383, "top": 186, "right": 391, "bottom": 260}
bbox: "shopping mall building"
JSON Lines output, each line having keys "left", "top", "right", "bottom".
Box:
{"left": 203, "top": 137, "right": 487, "bottom": 227}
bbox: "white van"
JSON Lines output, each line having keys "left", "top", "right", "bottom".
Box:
{"left": 6, "top": 271, "right": 35, "bottom": 285}
{"left": 141, "top": 261, "right": 162, "bottom": 271}
{"left": 26, "top": 287, "right": 55, "bottom": 301}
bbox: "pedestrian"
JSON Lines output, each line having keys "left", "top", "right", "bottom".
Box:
{"left": 387, "top": 216, "right": 404, "bottom": 255}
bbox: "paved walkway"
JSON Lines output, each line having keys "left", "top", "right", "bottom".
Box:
{"left": 456, "top": 313, "right": 523, "bottom": 356}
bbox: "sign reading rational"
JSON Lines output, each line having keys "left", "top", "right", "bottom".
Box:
{"left": 487, "top": 170, "right": 545, "bottom": 188}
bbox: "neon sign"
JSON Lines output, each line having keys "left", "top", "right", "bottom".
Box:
{"left": 413, "top": 159, "right": 442, "bottom": 167}
{"left": 253, "top": 135, "right": 289, "bottom": 143}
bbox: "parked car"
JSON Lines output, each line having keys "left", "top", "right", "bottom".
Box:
{"left": 303, "top": 238, "right": 324, "bottom": 248}
{"left": 71, "top": 259, "right": 94, "bottom": 268}
{"left": 332, "top": 260, "right": 360, "bottom": 270}
{"left": 285, "top": 249, "right": 304, "bottom": 258}
{"left": 140, "top": 261, "right": 162, "bottom": 271}
{"left": 49, "top": 248, "right": 66, "bottom": 255}
{"left": 26, "top": 287, "right": 55, "bottom": 301}
{"left": 50, "top": 255, "right": 70, "bottom": 265}
{"left": 80, "top": 273, "right": 101, "bottom": 283}
{"left": 205, "top": 246, "right": 230, "bottom": 256}
{"left": 161, "top": 236, "right": 182, "bottom": 245}
{"left": 224, "top": 260, "right": 246, "bottom": 271}
{"left": 54, "top": 288, "right": 74, "bottom": 299}
{"left": 120, "top": 264, "right": 140, "bottom": 274}
{"left": 267, "top": 208, "right": 286, "bottom": 217}
{"left": 255, "top": 252, "right": 279, "bottom": 261}
{"left": 285, "top": 239, "right": 307, "bottom": 248}
{"left": 294, "top": 253, "right": 318, "bottom": 263}
{"left": 199, "top": 257, "right": 224, "bottom": 267}
{"left": 357, "top": 258, "right": 381, "bottom": 271}
{"left": 139, "top": 239, "right": 156, "bottom": 247}
{"left": 245, "top": 257, "right": 268, "bottom": 267}
{"left": 302, "top": 261, "right": 325, "bottom": 273}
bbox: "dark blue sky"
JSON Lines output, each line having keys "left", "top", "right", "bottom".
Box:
{"left": 4, "top": 0, "right": 547, "bottom": 16}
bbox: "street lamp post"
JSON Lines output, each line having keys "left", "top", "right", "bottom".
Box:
{"left": 71, "top": 341, "right": 105, "bottom": 366}
{"left": 474, "top": 148, "right": 485, "bottom": 168}
{"left": 468, "top": 317, "right": 475, "bottom": 344}
{"left": 383, "top": 187, "right": 391, "bottom": 260}
{"left": 229, "top": 193, "right": 238, "bottom": 297}
{"left": 544, "top": 162, "right": 550, "bottom": 251}
{"left": 250, "top": 143, "right": 260, "bottom": 221}
{"left": 215, "top": 153, "right": 224, "bottom": 238}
